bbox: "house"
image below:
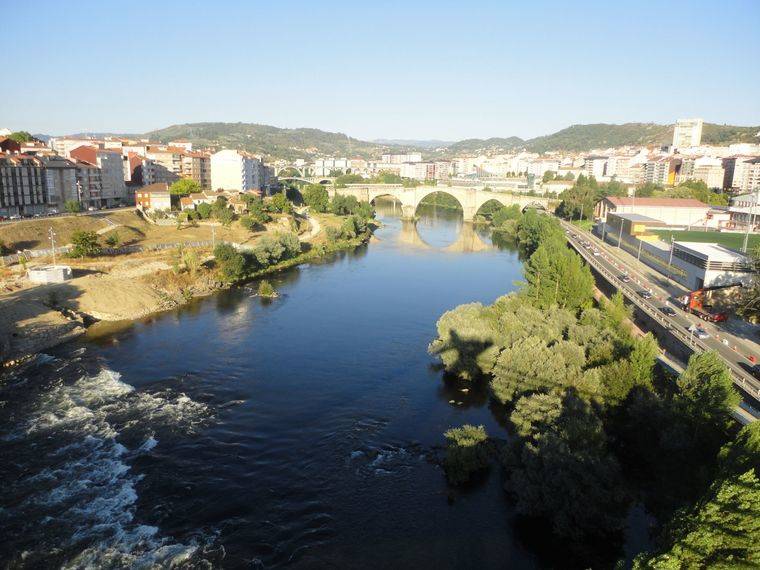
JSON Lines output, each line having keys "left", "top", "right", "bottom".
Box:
{"left": 135, "top": 182, "right": 171, "bottom": 211}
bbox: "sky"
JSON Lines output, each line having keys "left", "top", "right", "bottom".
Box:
{"left": 2, "top": 0, "right": 758, "bottom": 141}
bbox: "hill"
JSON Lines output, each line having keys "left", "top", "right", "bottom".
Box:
{"left": 144, "top": 122, "right": 404, "bottom": 161}
{"left": 443, "top": 136, "right": 525, "bottom": 155}
{"left": 373, "top": 138, "right": 454, "bottom": 149}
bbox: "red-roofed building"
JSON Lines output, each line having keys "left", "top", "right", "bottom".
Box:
{"left": 595, "top": 196, "right": 710, "bottom": 226}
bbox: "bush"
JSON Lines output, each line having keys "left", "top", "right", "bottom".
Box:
{"left": 169, "top": 179, "right": 201, "bottom": 196}
{"left": 104, "top": 232, "right": 121, "bottom": 247}
{"left": 64, "top": 200, "right": 82, "bottom": 213}
{"left": 196, "top": 202, "right": 212, "bottom": 219}
{"left": 214, "top": 206, "right": 235, "bottom": 226}
{"left": 239, "top": 215, "right": 261, "bottom": 233}
{"left": 277, "top": 232, "right": 301, "bottom": 257}
{"left": 330, "top": 195, "right": 374, "bottom": 218}
{"left": 213, "top": 243, "right": 245, "bottom": 282}
{"left": 69, "top": 231, "right": 101, "bottom": 257}
{"left": 443, "top": 425, "right": 494, "bottom": 485}
{"left": 0, "top": 239, "right": 8, "bottom": 256}
{"left": 257, "top": 280, "right": 277, "bottom": 298}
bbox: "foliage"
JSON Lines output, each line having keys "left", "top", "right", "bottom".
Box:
{"left": 333, "top": 174, "right": 364, "bottom": 187}
{"left": 555, "top": 174, "right": 599, "bottom": 220}
{"left": 0, "top": 239, "right": 7, "bottom": 256}
{"left": 64, "top": 200, "right": 82, "bottom": 213}
{"left": 330, "top": 194, "right": 374, "bottom": 219}
{"left": 504, "top": 389, "right": 629, "bottom": 541}
{"left": 514, "top": 210, "right": 565, "bottom": 256}
{"left": 169, "top": 178, "right": 201, "bottom": 196}
{"left": 491, "top": 204, "right": 522, "bottom": 228}
{"left": 196, "top": 202, "right": 213, "bottom": 219}
{"left": 257, "top": 280, "right": 277, "bottom": 298}
{"left": 522, "top": 237, "right": 595, "bottom": 310}
{"left": 542, "top": 170, "right": 557, "bottom": 182}
{"left": 239, "top": 215, "right": 260, "bottom": 233}
{"left": 8, "top": 131, "right": 34, "bottom": 143}
{"left": 213, "top": 243, "right": 245, "bottom": 282}
{"left": 268, "top": 192, "right": 293, "bottom": 214}
{"left": 242, "top": 194, "right": 273, "bottom": 224}
{"left": 443, "top": 425, "right": 494, "bottom": 485}
{"left": 370, "top": 171, "right": 403, "bottom": 184}
{"left": 419, "top": 192, "right": 462, "bottom": 211}
{"left": 104, "top": 232, "right": 121, "bottom": 247}
{"left": 676, "top": 352, "right": 740, "bottom": 432}
{"left": 302, "top": 184, "right": 330, "bottom": 213}
{"left": 69, "top": 231, "right": 101, "bottom": 257}
{"left": 214, "top": 205, "right": 235, "bottom": 226}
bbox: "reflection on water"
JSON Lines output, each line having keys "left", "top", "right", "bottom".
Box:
{"left": 0, "top": 201, "right": 613, "bottom": 569}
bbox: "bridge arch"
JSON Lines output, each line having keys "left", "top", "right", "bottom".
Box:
{"left": 414, "top": 189, "right": 464, "bottom": 216}
{"left": 278, "top": 166, "right": 303, "bottom": 178}
{"left": 521, "top": 201, "right": 547, "bottom": 213}
{"left": 474, "top": 198, "right": 508, "bottom": 220}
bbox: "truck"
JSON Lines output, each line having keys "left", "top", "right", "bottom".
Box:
{"left": 678, "top": 283, "right": 743, "bottom": 323}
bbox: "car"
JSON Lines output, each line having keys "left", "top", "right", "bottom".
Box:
{"left": 638, "top": 290, "right": 653, "bottom": 299}
{"left": 619, "top": 274, "right": 631, "bottom": 283}
{"left": 592, "top": 249, "right": 600, "bottom": 256}
{"left": 660, "top": 306, "right": 676, "bottom": 316}
{"left": 87, "top": 206, "right": 97, "bottom": 211}
{"left": 9, "top": 214, "right": 21, "bottom": 220}
{"left": 687, "top": 324, "right": 710, "bottom": 339}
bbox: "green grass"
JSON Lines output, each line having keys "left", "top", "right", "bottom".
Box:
{"left": 570, "top": 219, "right": 594, "bottom": 231}
{"left": 650, "top": 229, "right": 760, "bottom": 252}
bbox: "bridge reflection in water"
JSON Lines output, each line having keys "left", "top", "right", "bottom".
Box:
{"left": 375, "top": 197, "right": 494, "bottom": 253}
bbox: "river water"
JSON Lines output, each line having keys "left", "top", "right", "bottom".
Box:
{"left": 0, "top": 202, "right": 632, "bottom": 568}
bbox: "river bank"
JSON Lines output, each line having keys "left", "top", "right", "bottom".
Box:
{"left": 0, "top": 214, "right": 374, "bottom": 367}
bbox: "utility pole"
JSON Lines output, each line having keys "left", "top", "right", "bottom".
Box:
{"left": 49, "top": 227, "right": 57, "bottom": 267}
{"left": 617, "top": 220, "right": 624, "bottom": 249}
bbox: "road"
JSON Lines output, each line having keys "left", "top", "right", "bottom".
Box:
{"left": 559, "top": 219, "right": 760, "bottom": 409}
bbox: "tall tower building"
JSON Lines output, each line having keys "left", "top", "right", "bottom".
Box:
{"left": 672, "top": 118, "right": 704, "bottom": 148}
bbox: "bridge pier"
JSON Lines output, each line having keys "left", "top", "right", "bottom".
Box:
{"left": 400, "top": 205, "right": 417, "bottom": 220}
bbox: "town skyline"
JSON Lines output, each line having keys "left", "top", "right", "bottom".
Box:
{"left": 3, "top": 1, "right": 759, "bottom": 139}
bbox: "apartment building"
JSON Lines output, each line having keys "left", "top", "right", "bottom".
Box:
{"left": 313, "top": 157, "right": 350, "bottom": 176}
{"left": 146, "top": 146, "right": 183, "bottom": 184}
{"left": 677, "top": 157, "right": 725, "bottom": 190}
{"left": 135, "top": 182, "right": 172, "bottom": 211}
{"left": 74, "top": 160, "right": 103, "bottom": 208}
{"left": 672, "top": 118, "right": 703, "bottom": 148}
{"left": 730, "top": 157, "right": 760, "bottom": 192}
{"left": 210, "top": 149, "right": 269, "bottom": 193}
{"left": 642, "top": 158, "right": 673, "bottom": 186}
{"left": 70, "top": 146, "right": 129, "bottom": 206}
{"left": 0, "top": 154, "right": 48, "bottom": 216}
{"left": 381, "top": 153, "right": 422, "bottom": 164}
{"left": 181, "top": 152, "right": 212, "bottom": 189}
{"left": 39, "top": 155, "right": 78, "bottom": 209}
{"left": 584, "top": 156, "right": 608, "bottom": 178}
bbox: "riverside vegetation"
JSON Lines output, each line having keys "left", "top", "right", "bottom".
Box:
{"left": 430, "top": 210, "right": 759, "bottom": 567}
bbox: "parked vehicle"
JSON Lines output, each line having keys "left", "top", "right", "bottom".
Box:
{"left": 592, "top": 249, "right": 600, "bottom": 256}
{"left": 638, "top": 290, "right": 653, "bottom": 299}
{"left": 660, "top": 306, "right": 676, "bottom": 316}
{"left": 619, "top": 274, "right": 630, "bottom": 283}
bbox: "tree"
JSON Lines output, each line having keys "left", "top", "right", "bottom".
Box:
{"left": 738, "top": 244, "right": 760, "bottom": 322}
{"left": 169, "top": 179, "right": 201, "bottom": 197}
{"left": 302, "top": 184, "right": 330, "bottom": 213}
{"left": 64, "top": 200, "right": 82, "bottom": 213}
{"left": 268, "top": 192, "right": 293, "bottom": 214}
{"left": 213, "top": 243, "right": 246, "bottom": 282}
{"left": 677, "top": 351, "right": 740, "bottom": 431}
{"left": 214, "top": 205, "right": 234, "bottom": 226}
{"left": 555, "top": 174, "right": 600, "bottom": 220}
{"left": 542, "top": 170, "right": 557, "bottom": 183}
{"left": 505, "top": 389, "right": 629, "bottom": 541}
{"left": 491, "top": 204, "right": 522, "bottom": 228}
{"left": 634, "top": 470, "right": 759, "bottom": 568}
{"left": 69, "top": 231, "right": 101, "bottom": 257}
{"left": 522, "top": 238, "right": 594, "bottom": 310}
{"left": 196, "top": 202, "right": 213, "bottom": 219}
{"left": 443, "top": 425, "right": 494, "bottom": 485}
{"left": 8, "top": 131, "right": 34, "bottom": 143}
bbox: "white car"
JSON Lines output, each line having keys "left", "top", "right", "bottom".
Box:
{"left": 592, "top": 249, "right": 601, "bottom": 256}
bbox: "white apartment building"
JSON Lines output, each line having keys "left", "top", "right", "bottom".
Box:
{"left": 642, "top": 158, "right": 672, "bottom": 186}
{"left": 678, "top": 157, "right": 725, "bottom": 190}
{"left": 49, "top": 137, "right": 101, "bottom": 157}
{"left": 381, "top": 153, "right": 422, "bottom": 164}
{"left": 313, "top": 157, "right": 350, "bottom": 176}
{"left": 527, "top": 159, "right": 560, "bottom": 178}
{"left": 169, "top": 140, "right": 193, "bottom": 151}
{"left": 211, "top": 149, "right": 268, "bottom": 193}
{"left": 584, "top": 156, "right": 608, "bottom": 179}
{"left": 672, "top": 118, "right": 703, "bottom": 148}
{"left": 69, "top": 145, "right": 128, "bottom": 207}
{"left": 731, "top": 157, "right": 760, "bottom": 192}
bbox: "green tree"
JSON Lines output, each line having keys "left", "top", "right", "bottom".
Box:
{"left": 491, "top": 204, "right": 522, "bottom": 228}
{"left": 196, "top": 202, "right": 213, "bottom": 219}
{"left": 8, "top": 131, "right": 34, "bottom": 143}
{"left": 214, "top": 205, "right": 235, "bottom": 226}
{"left": 555, "top": 174, "right": 600, "bottom": 220}
{"left": 522, "top": 238, "right": 594, "bottom": 310}
{"left": 302, "top": 184, "right": 330, "bottom": 213}
{"left": 213, "top": 243, "right": 246, "bottom": 282}
{"left": 677, "top": 351, "right": 740, "bottom": 431}
{"left": 64, "top": 200, "right": 82, "bottom": 213}
{"left": 268, "top": 192, "right": 293, "bottom": 214}
{"left": 69, "top": 231, "right": 101, "bottom": 257}
{"left": 542, "top": 170, "right": 557, "bottom": 182}
{"left": 505, "top": 389, "right": 629, "bottom": 541}
{"left": 443, "top": 425, "right": 494, "bottom": 485}
{"left": 169, "top": 179, "right": 201, "bottom": 196}
{"left": 738, "top": 244, "right": 760, "bottom": 322}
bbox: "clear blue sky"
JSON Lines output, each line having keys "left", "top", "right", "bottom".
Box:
{"left": 2, "top": 0, "right": 758, "bottom": 140}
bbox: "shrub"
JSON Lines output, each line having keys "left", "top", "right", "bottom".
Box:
{"left": 104, "top": 232, "right": 121, "bottom": 247}
{"left": 64, "top": 200, "right": 82, "bottom": 213}
{"left": 69, "top": 231, "right": 101, "bottom": 257}
{"left": 257, "top": 280, "right": 277, "bottom": 298}
{"left": 196, "top": 202, "right": 213, "bottom": 219}
{"left": 0, "top": 239, "right": 8, "bottom": 256}
{"left": 443, "top": 425, "right": 494, "bottom": 485}
{"left": 213, "top": 243, "right": 245, "bottom": 282}
{"left": 214, "top": 205, "right": 235, "bottom": 226}
{"left": 239, "top": 215, "right": 261, "bottom": 233}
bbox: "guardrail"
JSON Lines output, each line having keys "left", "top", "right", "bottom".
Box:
{"left": 561, "top": 221, "right": 760, "bottom": 401}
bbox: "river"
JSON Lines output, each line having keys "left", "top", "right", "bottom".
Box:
{"left": 0, "top": 201, "right": 629, "bottom": 568}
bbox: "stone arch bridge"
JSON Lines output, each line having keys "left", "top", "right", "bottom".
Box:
{"left": 329, "top": 184, "right": 555, "bottom": 221}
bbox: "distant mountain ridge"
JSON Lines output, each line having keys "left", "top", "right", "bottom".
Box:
{"left": 43, "top": 120, "right": 759, "bottom": 161}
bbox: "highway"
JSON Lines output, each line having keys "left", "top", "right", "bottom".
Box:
{"left": 558, "top": 219, "right": 760, "bottom": 411}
